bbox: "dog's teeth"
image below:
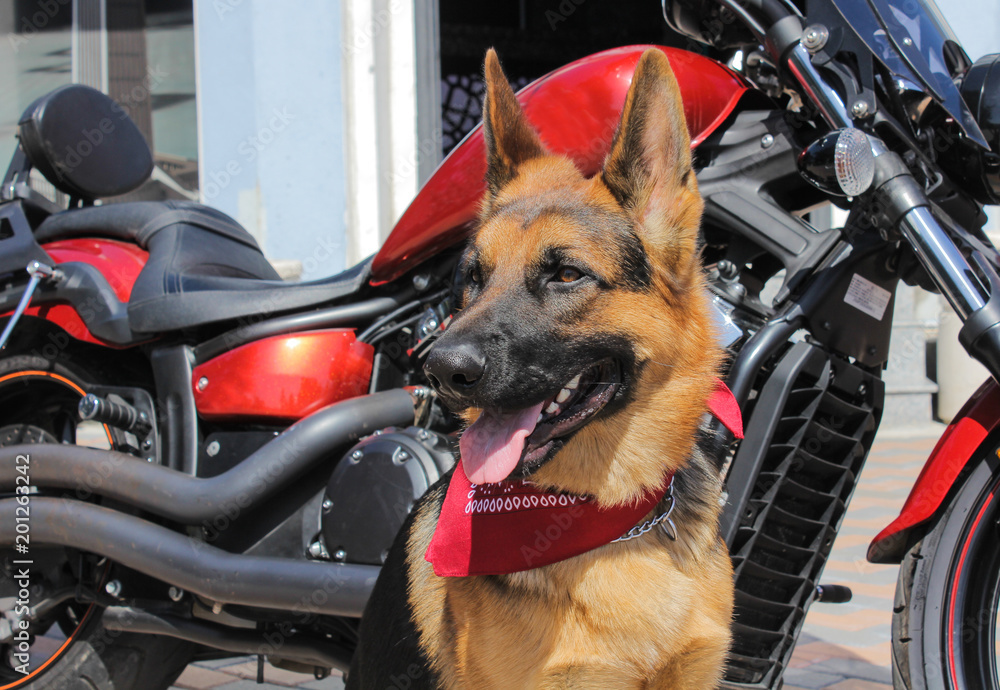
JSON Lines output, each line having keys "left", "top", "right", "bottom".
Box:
{"left": 556, "top": 388, "right": 571, "bottom": 404}
{"left": 545, "top": 401, "right": 560, "bottom": 415}
{"left": 566, "top": 374, "right": 581, "bottom": 390}
{"left": 537, "top": 413, "right": 544, "bottom": 423}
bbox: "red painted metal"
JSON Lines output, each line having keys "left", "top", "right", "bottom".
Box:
{"left": 867, "top": 380, "right": 1000, "bottom": 563}
{"left": 370, "top": 45, "right": 749, "bottom": 284}
{"left": 192, "top": 330, "right": 375, "bottom": 422}
{"left": 0, "top": 239, "right": 148, "bottom": 346}
{"left": 42, "top": 239, "right": 148, "bottom": 302}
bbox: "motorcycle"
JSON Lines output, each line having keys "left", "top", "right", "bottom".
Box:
{"left": 2, "top": 0, "right": 1000, "bottom": 687}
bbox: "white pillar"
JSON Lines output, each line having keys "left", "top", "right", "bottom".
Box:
{"left": 341, "top": 0, "right": 440, "bottom": 266}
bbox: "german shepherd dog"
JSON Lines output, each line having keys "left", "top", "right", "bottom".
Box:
{"left": 347, "top": 48, "right": 734, "bottom": 689}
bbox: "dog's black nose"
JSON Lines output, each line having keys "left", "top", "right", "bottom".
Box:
{"left": 424, "top": 341, "right": 486, "bottom": 399}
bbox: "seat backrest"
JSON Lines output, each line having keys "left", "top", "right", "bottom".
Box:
{"left": 17, "top": 84, "right": 153, "bottom": 199}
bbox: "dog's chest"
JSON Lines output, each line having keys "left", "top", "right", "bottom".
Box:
{"left": 411, "top": 530, "right": 730, "bottom": 688}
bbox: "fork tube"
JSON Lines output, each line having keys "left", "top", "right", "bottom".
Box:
{"left": 896, "top": 207, "right": 987, "bottom": 319}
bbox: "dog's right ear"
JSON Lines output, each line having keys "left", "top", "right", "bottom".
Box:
{"left": 482, "top": 49, "right": 545, "bottom": 201}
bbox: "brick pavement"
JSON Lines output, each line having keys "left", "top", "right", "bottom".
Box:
{"left": 171, "top": 432, "right": 940, "bottom": 690}
{"left": 782, "top": 432, "right": 939, "bottom": 690}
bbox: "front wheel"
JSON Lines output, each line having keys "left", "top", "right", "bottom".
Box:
{"left": 892, "top": 441, "right": 1000, "bottom": 689}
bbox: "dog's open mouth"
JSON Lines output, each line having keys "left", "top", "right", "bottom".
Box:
{"left": 459, "top": 359, "right": 621, "bottom": 484}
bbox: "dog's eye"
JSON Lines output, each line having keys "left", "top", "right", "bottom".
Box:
{"left": 554, "top": 267, "right": 583, "bottom": 283}
{"left": 467, "top": 265, "right": 483, "bottom": 287}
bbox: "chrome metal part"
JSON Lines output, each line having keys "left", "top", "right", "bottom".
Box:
{"left": 307, "top": 541, "right": 329, "bottom": 560}
{"left": 612, "top": 476, "right": 677, "bottom": 542}
{"left": 0, "top": 261, "right": 63, "bottom": 351}
{"left": 406, "top": 385, "right": 434, "bottom": 425}
{"left": 711, "top": 295, "right": 746, "bottom": 349}
{"left": 785, "top": 44, "right": 853, "bottom": 129}
{"left": 897, "top": 206, "right": 987, "bottom": 319}
{"left": 802, "top": 24, "right": 829, "bottom": 52}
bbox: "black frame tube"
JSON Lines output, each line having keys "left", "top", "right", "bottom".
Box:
{"left": 0, "top": 389, "right": 418, "bottom": 524}
{"left": 101, "top": 607, "right": 352, "bottom": 671}
{"left": 0, "top": 497, "right": 380, "bottom": 616}
{"left": 194, "top": 297, "right": 403, "bottom": 364}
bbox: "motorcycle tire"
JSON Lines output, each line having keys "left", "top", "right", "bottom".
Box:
{"left": 0, "top": 352, "right": 195, "bottom": 690}
{"left": 892, "top": 443, "right": 1000, "bottom": 689}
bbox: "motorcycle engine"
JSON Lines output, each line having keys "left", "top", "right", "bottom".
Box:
{"left": 321, "top": 426, "right": 456, "bottom": 565}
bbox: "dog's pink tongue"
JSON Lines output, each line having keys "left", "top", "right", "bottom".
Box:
{"left": 460, "top": 402, "right": 545, "bottom": 484}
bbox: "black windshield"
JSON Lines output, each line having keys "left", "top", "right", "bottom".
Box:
{"left": 832, "top": 0, "right": 987, "bottom": 147}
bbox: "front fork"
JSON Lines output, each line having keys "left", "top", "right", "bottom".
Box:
{"left": 770, "top": 18, "right": 1000, "bottom": 385}
{"left": 866, "top": 143, "right": 1000, "bottom": 384}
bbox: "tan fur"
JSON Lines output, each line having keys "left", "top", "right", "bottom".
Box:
{"left": 407, "top": 48, "right": 733, "bottom": 687}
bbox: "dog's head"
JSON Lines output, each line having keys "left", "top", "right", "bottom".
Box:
{"left": 424, "top": 49, "right": 722, "bottom": 505}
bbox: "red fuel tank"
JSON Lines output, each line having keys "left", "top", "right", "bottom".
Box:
{"left": 371, "top": 45, "right": 748, "bottom": 284}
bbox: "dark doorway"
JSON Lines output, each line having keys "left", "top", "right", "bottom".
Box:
{"left": 438, "top": 1, "right": 689, "bottom": 154}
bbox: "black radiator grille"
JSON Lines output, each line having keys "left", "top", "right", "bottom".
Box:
{"left": 722, "top": 342, "right": 883, "bottom": 688}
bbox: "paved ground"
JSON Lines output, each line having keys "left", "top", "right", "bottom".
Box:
{"left": 169, "top": 432, "right": 940, "bottom": 690}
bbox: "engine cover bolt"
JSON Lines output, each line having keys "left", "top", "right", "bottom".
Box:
{"left": 105, "top": 580, "right": 122, "bottom": 597}
{"left": 206, "top": 440, "right": 221, "bottom": 457}
{"left": 351, "top": 449, "right": 364, "bottom": 462}
{"left": 196, "top": 377, "right": 209, "bottom": 391}
{"left": 851, "top": 99, "right": 871, "bottom": 118}
{"left": 168, "top": 586, "right": 184, "bottom": 602}
{"left": 760, "top": 133, "right": 774, "bottom": 148}
{"left": 333, "top": 549, "right": 347, "bottom": 562}
{"left": 322, "top": 498, "right": 334, "bottom": 512}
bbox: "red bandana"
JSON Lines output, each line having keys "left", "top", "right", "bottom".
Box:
{"left": 425, "top": 381, "right": 743, "bottom": 577}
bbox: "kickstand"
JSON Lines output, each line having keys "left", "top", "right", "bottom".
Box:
{"left": 257, "top": 654, "right": 264, "bottom": 683}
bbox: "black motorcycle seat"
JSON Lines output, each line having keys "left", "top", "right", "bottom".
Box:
{"left": 34, "top": 201, "right": 372, "bottom": 333}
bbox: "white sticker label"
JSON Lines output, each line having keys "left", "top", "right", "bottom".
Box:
{"left": 844, "top": 273, "right": 891, "bottom": 321}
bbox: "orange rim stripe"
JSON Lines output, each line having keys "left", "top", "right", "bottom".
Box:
{"left": 1, "top": 370, "right": 113, "bottom": 684}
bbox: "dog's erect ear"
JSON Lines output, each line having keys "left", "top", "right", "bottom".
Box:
{"left": 482, "top": 49, "right": 545, "bottom": 199}
{"left": 600, "top": 49, "right": 700, "bottom": 265}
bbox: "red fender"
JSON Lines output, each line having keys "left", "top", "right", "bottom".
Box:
{"left": 1, "top": 238, "right": 148, "bottom": 347}
{"left": 867, "top": 380, "right": 1000, "bottom": 563}
{"left": 370, "top": 45, "right": 749, "bottom": 285}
